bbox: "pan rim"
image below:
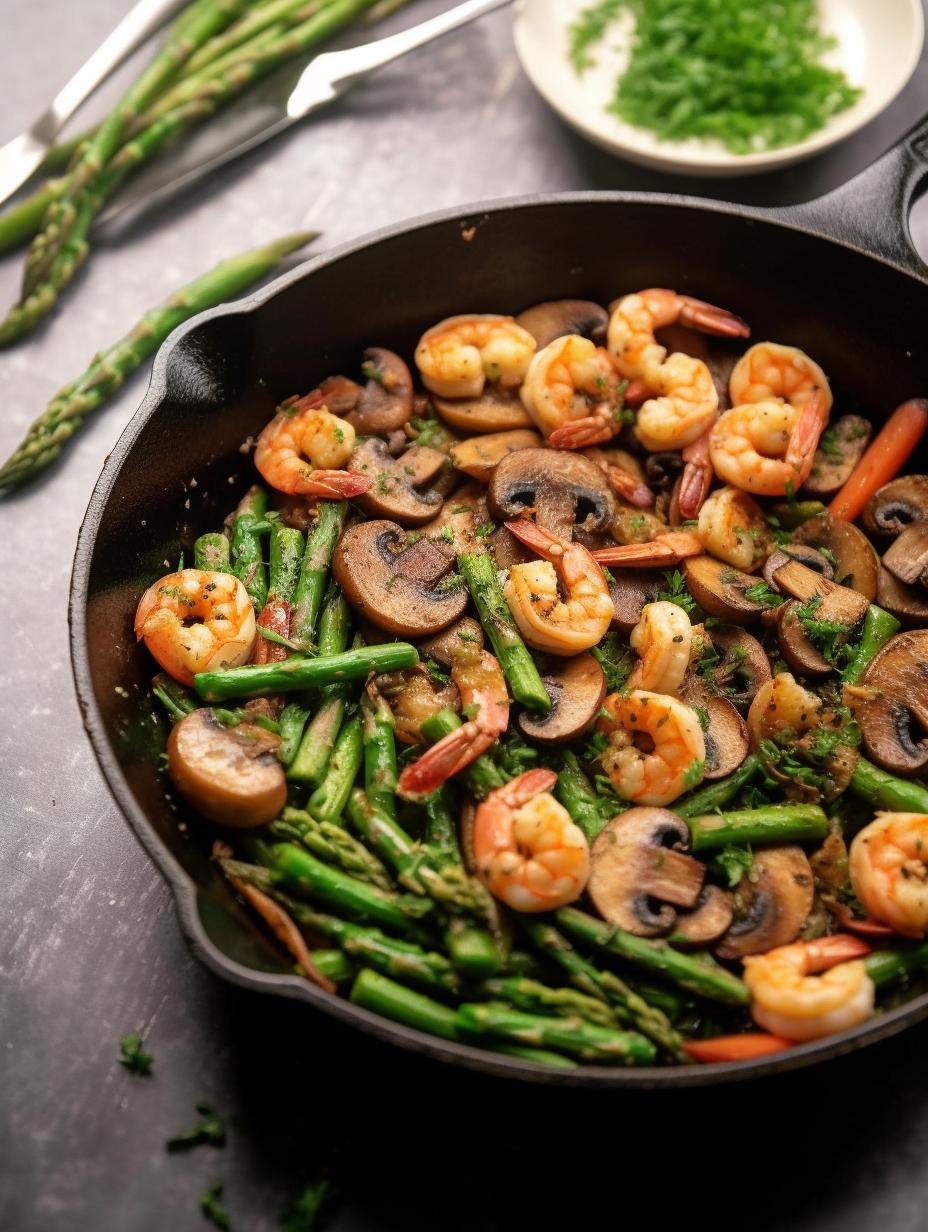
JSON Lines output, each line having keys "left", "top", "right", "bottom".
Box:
{"left": 70, "top": 189, "right": 928, "bottom": 1088}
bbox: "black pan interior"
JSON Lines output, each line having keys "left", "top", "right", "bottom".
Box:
{"left": 72, "top": 195, "right": 928, "bottom": 1086}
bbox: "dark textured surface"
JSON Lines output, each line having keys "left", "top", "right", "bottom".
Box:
{"left": 4, "top": 2, "right": 928, "bottom": 1228}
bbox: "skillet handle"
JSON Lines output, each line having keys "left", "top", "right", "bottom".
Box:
{"left": 779, "top": 114, "right": 928, "bottom": 275}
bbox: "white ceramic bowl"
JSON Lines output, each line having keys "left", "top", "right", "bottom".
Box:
{"left": 513, "top": 0, "right": 925, "bottom": 176}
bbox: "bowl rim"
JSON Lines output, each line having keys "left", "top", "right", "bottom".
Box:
{"left": 70, "top": 188, "right": 928, "bottom": 1087}
{"left": 512, "top": 0, "right": 926, "bottom": 177}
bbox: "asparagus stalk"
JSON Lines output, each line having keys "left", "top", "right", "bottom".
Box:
{"left": 194, "top": 642, "right": 419, "bottom": 701}
{"left": 270, "top": 807, "right": 392, "bottom": 890}
{"left": 866, "top": 941, "right": 928, "bottom": 989}
{"left": 194, "top": 532, "right": 231, "bottom": 571}
{"left": 247, "top": 840, "right": 432, "bottom": 934}
{"left": 152, "top": 673, "right": 198, "bottom": 722}
{"left": 456, "top": 1003, "right": 656, "bottom": 1065}
{"left": 269, "top": 523, "right": 305, "bottom": 603}
{"left": 310, "top": 949, "right": 354, "bottom": 985}
{"left": 307, "top": 715, "right": 363, "bottom": 826}
{"left": 291, "top": 502, "right": 348, "bottom": 649}
{"left": 686, "top": 803, "right": 829, "bottom": 853}
{"left": 288, "top": 607, "right": 357, "bottom": 784}
{"left": 230, "top": 486, "right": 269, "bottom": 610}
{"left": 277, "top": 701, "right": 311, "bottom": 766}
{"left": 185, "top": 0, "right": 324, "bottom": 73}
{"left": 361, "top": 681, "right": 398, "bottom": 821}
{"left": 850, "top": 758, "right": 928, "bottom": 814}
{"left": 556, "top": 907, "right": 750, "bottom": 1005}
{"left": 0, "top": 177, "right": 67, "bottom": 257}
{"left": 555, "top": 751, "right": 618, "bottom": 842}
{"left": 458, "top": 551, "right": 550, "bottom": 713}
{"left": 0, "top": 233, "right": 316, "bottom": 487}
{"left": 479, "top": 977, "right": 618, "bottom": 1028}
{"left": 675, "top": 753, "right": 760, "bottom": 820}
{"left": 518, "top": 917, "right": 684, "bottom": 1058}
{"left": 842, "top": 605, "right": 901, "bottom": 684}
{"left": 490, "top": 1043, "right": 577, "bottom": 1068}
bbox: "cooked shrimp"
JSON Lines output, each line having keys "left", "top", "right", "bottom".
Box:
{"left": 629, "top": 601, "right": 693, "bottom": 695}
{"left": 414, "top": 313, "right": 536, "bottom": 399}
{"left": 747, "top": 672, "right": 822, "bottom": 746}
{"left": 596, "top": 690, "right": 706, "bottom": 806}
{"left": 592, "top": 529, "right": 703, "bottom": 568}
{"left": 519, "top": 334, "right": 622, "bottom": 448}
{"left": 134, "top": 570, "right": 256, "bottom": 687}
{"left": 377, "top": 666, "right": 460, "bottom": 745}
{"left": 849, "top": 812, "right": 928, "bottom": 938}
{"left": 254, "top": 395, "right": 371, "bottom": 498}
{"left": 677, "top": 430, "right": 714, "bottom": 519}
{"left": 472, "top": 768, "right": 590, "bottom": 912}
{"left": 503, "top": 520, "right": 614, "bottom": 654}
{"left": 710, "top": 343, "right": 833, "bottom": 497}
{"left": 743, "top": 935, "right": 874, "bottom": 1042}
{"left": 696, "top": 485, "right": 771, "bottom": 571}
{"left": 584, "top": 447, "right": 654, "bottom": 507}
{"left": 608, "top": 289, "right": 749, "bottom": 451}
{"left": 397, "top": 642, "right": 509, "bottom": 797}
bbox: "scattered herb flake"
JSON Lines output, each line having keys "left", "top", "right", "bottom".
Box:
{"left": 167, "top": 1104, "right": 226, "bottom": 1152}
{"left": 118, "top": 1033, "right": 153, "bottom": 1076}
{"left": 200, "top": 1182, "right": 230, "bottom": 1230}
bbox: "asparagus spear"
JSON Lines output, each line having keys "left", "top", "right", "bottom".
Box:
{"left": 675, "top": 753, "right": 760, "bottom": 820}
{"left": 478, "top": 977, "right": 618, "bottom": 1028}
{"left": 185, "top": 0, "right": 324, "bottom": 73}
{"left": 0, "top": 177, "right": 67, "bottom": 257}
{"left": 556, "top": 907, "right": 750, "bottom": 1005}
{"left": 842, "top": 605, "right": 901, "bottom": 684}
{"left": 193, "top": 532, "right": 231, "bottom": 571}
{"left": 361, "top": 681, "right": 398, "bottom": 821}
{"left": 269, "top": 806, "right": 392, "bottom": 890}
{"left": 288, "top": 600, "right": 356, "bottom": 784}
{"left": 456, "top": 1003, "right": 656, "bottom": 1065}
{"left": 269, "top": 523, "right": 305, "bottom": 604}
{"left": 230, "top": 486, "right": 269, "bottom": 611}
{"left": 555, "top": 751, "right": 618, "bottom": 842}
{"left": 0, "top": 233, "right": 316, "bottom": 487}
{"left": 310, "top": 948, "right": 354, "bottom": 985}
{"left": 458, "top": 551, "right": 550, "bottom": 713}
{"left": 307, "top": 715, "right": 363, "bottom": 826}
{"left": 291, "top": 501, "right": 348, "bottom": 649}
{"left": 194, "top": 642, "right": 419, "bottom": 702}
{"left": 152, "top": 674, "right": 198, "bottom": 722}
{"left": 850, "top": 758, "right": 928, "bottom": 814}
{"left": 686, "top": 803, "right": 829, "bottom": 853}
{"left": 246, "top": 840, "right": 432, "bottom": 934}
{"left": 866, "top": 940, "right": 928, "bottom": 989}
{"left": 277, "top": 701, "right": 311, "bottom": 766}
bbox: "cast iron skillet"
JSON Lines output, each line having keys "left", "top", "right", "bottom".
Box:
{"left": 71, "top": 116, "right": 928, "bottom": 1088}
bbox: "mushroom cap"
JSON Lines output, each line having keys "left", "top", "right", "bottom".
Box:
{"left": 790, "top": 514, "right": 879, "bottom": 600}
{"left": 802, "top": 415, "right": 872, "bottom": 496}
{"left": 608, "top": 569, "right": 663, "bottom": 633}
{"left": 515, "top": 298, "right": 609, "bottom": 349}
{"left": 715, "top": 846, "right": 814, "bottom": 959}
{"left": 680, "top": 676, "right": 749, "bottom": 779}
{"left": 333, "top": 519, "right": 467, "bottom": 637}
{"left": 517, "top": 653, "right": 606, "bottom": 745}
{"left": 342, "top": 347, "right": 414, "bottom": 435}
{"left": 763, "top": 543, "right": 834, "bottom": 585}
{"left": 854, "top": 630, "right": 928, "bottom": 774}
{"left": 876, "top": 564, "right": 928, "bottom": 628}
{"left": 776, "top": 600, "right": 833, "bottom": 677}
{"left": 350, "top": 437, "right": 449, "bottom": 527}
{"left": 863, "top": 474, "right": 928, "bottom": 538}
{"left": 450, "top": 429, "right": 542, "bottom": 483}
{"left": 167, "top": 709, "right": 286, "bottom": 828}
{"left": 702, "top": 627, "right": 772, "bottom": 710}
{"left": 588, "top": 808, "right": 706, "bottom": 937}
{"left": 488, "top": 448, "right": 615, "bottom": 539}
{"left": 764, "top": 553, "right": 870, "bottom": 625}
{"left": 683, "top": 557, "right": 767, "bottom": 621}
{"left": 672, "top": 885, "right": 735, "bottom": 946}
{"left": 432, "top": 387, "right": 532, "bottom": 433}
{"left": 883, "top": 522, "right": 928, "bottom": 588}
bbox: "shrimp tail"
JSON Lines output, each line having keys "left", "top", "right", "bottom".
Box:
{"left": 592, "top": 530, "right": 703, "bottom": 567}
{"left": 605, "top": 465, "right": 654, "bottom": 508}
{"left": 624, "top": 378, "right": 652, "bottom": 406}
{"left": 784, "top": 390, "right": 830, "bottom": 480}
{"left": 548, "top": 414, "right": 616, "bottom": 450}
{"left": 803, "top": 934, "right": 871, "bottom": 971}
{"left": 397, "top": 722, "right": 492, "bottom": 797}
{"left": 678, "top": 430, "right": 715, "bottom": 519}
{"left": 503, "top": 518, "right": 565, "bottom": 558}
{"left": 678, "top": 296, "right": 751, "bottom": 339}
{"left": 298, "top": 469, "right": 371, "bottom": 499}
{"left": 494, "top": 767, "right": 558, "bottom": 809}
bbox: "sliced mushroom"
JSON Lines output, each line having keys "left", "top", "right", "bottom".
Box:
{"left": 420, "top": 616, "right": 484, "bottom": 663}
{"left": 715, "top": 846, "right": 814, "bottom": 959}
{"left": 608, "top": 569, "right": 663, "bottom": 633}
{"left": 488, "top": 524, "right": 532, "bottom": 571}
{"left": 517, "top": 653, "right": 606, "bottom": 745}
{"left": 702, "top": 627, "right": 772, "bottom": 709}
{"left": 450, "top": 429, "right": 542, "bottom": 482}
{"left": 764, "top": 553, "right": 870, "bottom": 625}
{"left": 515, "top": 298, "right": 608, "bottom": 348}
{"left": 876, "top": 564, "right": 928, "bottom": 628}
{"left": 487, "top": 448, "right": 615, "bottom": 539}
{"left": 432, "top": 387, "right": 533, "bottom": 433}
{"left": 763, "top": 543, "right": 834, "bottom": 583}
{"left": 854, "top": 630, "right": 928, "bottom": 773}
{"left": 672, "top": 886, "right": 735, "bottom": 946}
{"left": 339, "top": 348, "right": 414, "bottom": 435}
{"left": 802, "top": 415, "right": 872, "bottom": 496}
{"left": 167, "top": 709, "right": 286, "bottom": 828}
{"left": 350, "top": 437, "right": 449, "bottom": 527}
{"left": 863, "top": 474, "right": 928, "bottom": 538}
{"left": 418, "top": 482, "right": 487, "bottom": 558}
{"left": 588, "top": 808, "right": 706, "bottom": 937}
{"left": 683, "top": 557, "right": 767, "bottom": 622}
{"left": 680, "top": 677, "right": 749, "bottom": 779}
{"left": 790, "top": 514, "right": 879, "bottom": 599}
{"left": 776, "top": 601, "right": 832, "bottom": 677}
{"left": 883, "top": 523, "right": 928, "bottom": 588}
{"left": 333, "top": 519, "right": 467, "bottom": 636}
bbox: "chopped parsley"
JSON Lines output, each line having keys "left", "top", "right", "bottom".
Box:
{"left": 601, "top": 565, "right": 617, "bottom": 583}
{"left": 167, "top": 1104, "right": 226, "bottom": 1152}
{"left": 694, "top": 704, "right": 710, "bottom": 731}
{"left": 410, "top": 417, "right": 449, "bottom": 449}
{"left": 199, "top": 1182, "right": 230, "bottom": 1230}
{"left": 425, "top": 658, "right": 451, "bottom": 686}
{"left": 655, "top": 569, "right": 699, "bottom": 617}
{"left": 361, "top": 360, "right": 387, "bottom": 385}
{"left": 474, "top": 520, "right": 496, "bottom": 540}
{"left": 743, "top": 579, "right": 784, "bottom": 608}
{"left": 384, "top": 574, "right": 399, "bottom": 592}
{"left": 439, "top": 524, "right": 455, "bottom": 545}
{"left": 435, "top": 573, "right": 466, "bottom": 594}
{"left": 714, "top": 844, "right": 754, "bottom": 889}
{"left": 795, "top": 594, "right": 852, "bottom": 664}
{"left": 333, "top": 427, "right": 345, "bottom": 444}
{"left": 683, "top": 759, "right": 704, "bottom": 790}
{"left": 118, "top": 1033, "right": 153, "bottom": 1076}
{"left": 281, "top": 1178, "right": 335, "bottom": 1232}
{"left": 591, "top": 632, "right": 632, "bottom": 692}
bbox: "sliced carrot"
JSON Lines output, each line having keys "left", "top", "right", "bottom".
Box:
{"left": 829, "top": 399, "right": 928, "bottom": 522}
{"left": 684, "top": 1034, "right": 791, "bottom": 1063}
